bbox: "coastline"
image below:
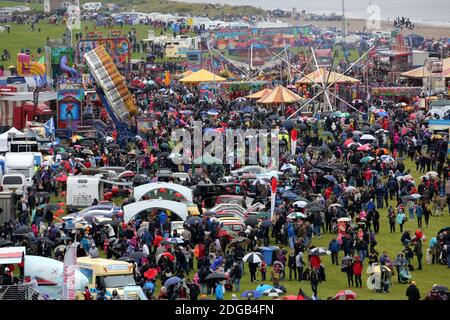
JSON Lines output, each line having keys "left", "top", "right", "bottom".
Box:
{"left": 282, "top": 17, "right": 450, "bottom": 39}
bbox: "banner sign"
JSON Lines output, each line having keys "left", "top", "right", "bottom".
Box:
{"left": 62, "top": 243, "right": 77, "bottom": 300}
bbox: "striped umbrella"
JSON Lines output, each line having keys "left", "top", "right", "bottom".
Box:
{"left": 243, "top": 252, "right": 264, "bottom": 264}
{"left": 263, "top": 288, "right": 284, "bottom": 297}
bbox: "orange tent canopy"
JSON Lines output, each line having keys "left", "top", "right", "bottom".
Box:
{"left": 256, "top": 85, "right": 303, "bottom": 104}
{"left": 246, "top": 88, "right": 273, "bottom": 99}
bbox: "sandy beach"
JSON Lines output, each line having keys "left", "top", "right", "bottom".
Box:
{"left": 283, "top": 17, "right": 450, "bottom": 39}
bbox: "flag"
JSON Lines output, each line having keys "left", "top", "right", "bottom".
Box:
{"left": 44, "top": 118, "right": 55, "bottom": 137}
{"left": 62, "top": 243, "right": 77, "bottom": 300}
{"left": 270, "top": 177, "right": 277, "bottom": 222}
{"left": 290, "top": 129, "right": 298, "bottom": 156}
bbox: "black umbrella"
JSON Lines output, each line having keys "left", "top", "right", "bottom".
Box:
{"left": 46, "top": 204, "right": 61, "bottom": 211}
{"left": 308, "top": 168, "right": 324, "bottom": 174}
{"left": 305, "top": 202, "right": 323, "bottom": 209}
{"left": 129, "top": 251, "right": 147, "bottom": 261}
{"left": 12, "top": 225, "right": 32, "bottom": 235}
{"left": 244, "top": 216, "right": 257, "bottom": 227}
{"left": 332, "top": 169, "right": 345, "bottom": 175}
{"left": 268, "top": 115, "right": 279, "bottom": 121}
{"left": 282, "top": 120, "right": 295, "bottom": 131}
{"left": 205, "top": 272, "right": 227, "bottom": 281}
{"left": 307, "top": 206, "right": 325, "bottom": 213}
{"left": 373, "top": 124, "right": 382, "bottom": 130}
{"left": 261, "top": 220, "right": 272, "bottom": 228}
{"left": 0, "top": 239, "right": 14, "bottom": 247}
{"left": 35, "top": 237, "right": 55, "bottom": 246}
{"left": 117, "top": 256, "right": 137, "bottom": 263}
{"left": 158, "top": 151, "right": 170, "bottom": 158}
{"left": 185, "top": 216, "right": 202, "bottom": 226}
{"left": 298, "top": 123, "right": 307, "bottom": 130}
{"left": 438, "top": 227, "right": 450, "bottom": 234}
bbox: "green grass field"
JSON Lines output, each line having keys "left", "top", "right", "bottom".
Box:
{"left": 0, "top": 1, "right": 43, "bottom": 11}
{"left": 221, "top": 158, "right": 450, "bottom": 300}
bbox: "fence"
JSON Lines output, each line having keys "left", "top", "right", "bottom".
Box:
{"left": 0, "top": 283, "right": 42, "bottom": 300}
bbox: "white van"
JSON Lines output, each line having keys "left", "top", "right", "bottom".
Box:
{"left": 66, "top": 175, "right": 103, "bottom": 211}
{"left": 4, "top": 153, "right": 35, "bottom": 187}
{"left": 1, "top": 173, "right": 26, "bottom": 194}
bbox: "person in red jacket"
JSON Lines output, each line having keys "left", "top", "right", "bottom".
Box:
{"left": 352, "top": 256, "right": 363, "bottom": 288}
{"left": 310, "top": 255, "right": 321, "bottom": 270}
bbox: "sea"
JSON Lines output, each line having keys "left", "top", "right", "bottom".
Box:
{"left": 178, "top": 0, "right": 450, "bottom": 27}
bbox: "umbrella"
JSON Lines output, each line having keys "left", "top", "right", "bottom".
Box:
{"left": 357, "top": 144, "right": 372, "bottom": 152}
{"left": 12, "top": 225, "right": 32, "bottom": 235}
{"left": 308, "top": 168, "right": 324, "bottom": 174}
{"left": 410, "top": 194, "right": 422, "bottom": 199}
{"left": 217, "top": 229, "right": 232, "bottom": 240}
{"left": 306, "top": 206, "right": 325, "bottom": 213}
{"left": 334, "top": 290, "right": 357, "bottom": 300}
{"left": 293, "top": 200, "right": 308, "bottom": 208}
{"left": 344, "top": 186, "right": 357, "bottom": 193}
{"left": 205, "top": 272, "right": 227, "bottom": 281}
{"left": 360, "top": 156, "right": 375, "bottom": 163}
{"left": 54, "top": 174, "right": 68, "bottom": 182}
{"left": 0, "top": 239, "right": 14, "bottom": 247}
{"left": 281, "top": 191, "right": 300, "bottom": 201}
{"left": 324, "top": 175, "right": 337, "bottom": 184}
{"left": 186, "top": 216, "right": 202, "bottom": 226}
{"left": 380, "top": 155, "right": 395, "bottom": 163}
{"left": 255, "top": 284, "right": 273, "bottom": 293}
{"left": 255, "top": 212, "right": 271, "bottom": 219}
{"left": 298, "top": 123, "right": 307, "bottom": 130}
{"left": 332, "top": 169, "right": 345, "bottom": 175}
{"left": 329, "top": 203, "right": 342, "bottom": 208}
{"left": 81, "top": 149, "right": 94, "bottom": 155}
{"left": 287, "top": 212, "right": 307, "bottom": 219}
{"left": 241, "top": 290, "right": 262, "bottom": 299}
{"left": 164, "top": 276, "right": 183, "bottom": 287}
{"left": 359, "top": 134, "right": 377, "bottom": 140}
{"left": 243, "top": 252, "right": 264, "bottom": 264}
{"left": 282, "top": 120, "right": 295, "bottom": 131}
{"left": 342, "top": 256, "right": 354, "bottom": 262}
{"left": 35, "top": 237, "right": 55, "bottom": 245}
{"left": 367, "top": 264, "right": 391, "bottom": 274}
{"left": 167, "top": 237, "right": 184, "bottom": 244}
{"left": 117, "top": 256, "right": 137, "bottom": 263}
{"left": 244, "top": 216, "right": 257, "bottom": 227}
{"left": 337, "top": 217, "right": 351, "bottom": 222}
{"left": 228, "top": 237, "right": 251, "bottom": 248}
{"left": 263, "top": 288, "right": 284, "bottom": 297}
{"left": 156, "top": 252, "right": 175, "bottom": 263}
{"left": 322, "top": 131, "right": 334, "bottom": 137}
{"left": 308, "top": 247, "right": 331, "bottom": 256}
{"left": 426, "top": 171, "right": 438, "bottom": 177}
{"left": 144, "top": 268, "right": 158, "bottom": 280}
{"left": 261, "top": 220, "right": 272, "bottom": 228}
{"left": 129, "top": 252, "right": 146, "bottom": 261}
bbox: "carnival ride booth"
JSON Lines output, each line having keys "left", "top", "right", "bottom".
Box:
{"left": 221, "top": 81, "right": 270, "bottom": 100}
